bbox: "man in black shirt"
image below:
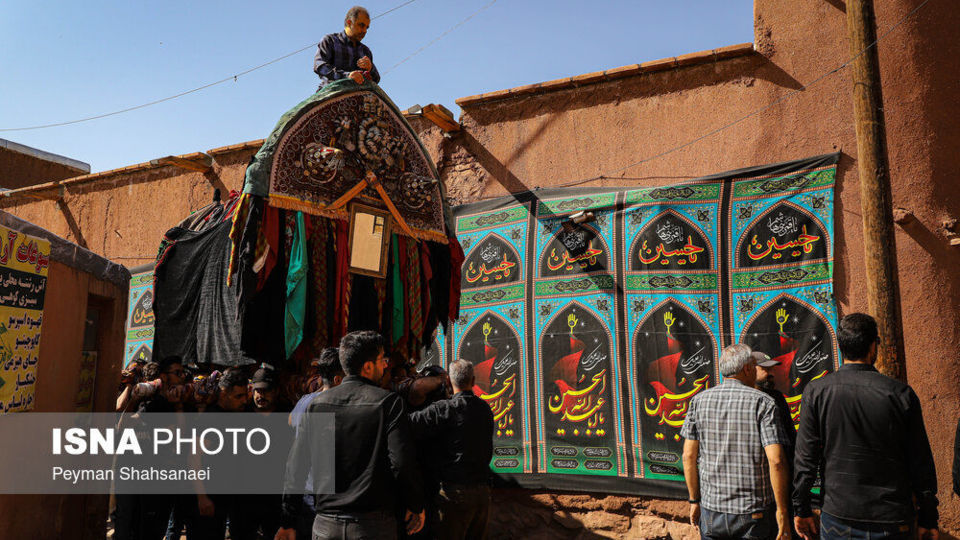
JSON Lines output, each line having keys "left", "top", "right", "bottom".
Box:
{"left": 183, "top": 368, "right": 249, "bottom": 540}
{"left": 752, "top": 352, "right": 796, "bottom": 463}
{"left": 114, "top": 356, "right": 186, "bottom": 540}
{"left": 278, "top": 331, "right": 424, "bottom": 540}
{"left": 231, "top": 364, "right": 289, "bottom": 540}
{"left": 409, "top": 359, "right": 494, "bottom": 540}
{"left": 793, "top": 313, "right": 939, "bottom": 540}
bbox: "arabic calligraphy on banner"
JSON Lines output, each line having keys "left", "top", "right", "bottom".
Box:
{"left": 0, "top": 225, "right": 50, "bottom": 414}
{"left": 462, "top": 236, "right": 521, "bottom": 287}
{"left": 540, "top": 224, "right": 609, "bottom": 276}
{"left": 125, "top": 270, "right": 155, "bottom": 367}
{"left": 631, "top": 214, "right": 711, "bottom": 271}
{"left": 737, "top": 204, "right": 828, "bottom": 267}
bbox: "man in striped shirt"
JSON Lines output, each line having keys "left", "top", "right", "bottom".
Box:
{"left": 680, "top": 343, "right": 791, "bottom": 540}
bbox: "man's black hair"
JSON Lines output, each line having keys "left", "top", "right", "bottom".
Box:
{"left": 339, "top": 331, "right": 383, "bottom": 376}
{"left": 143, "top": 362, "right": 160, "bottom": 380}
{"left": 218, "top": 368, "right": 249, "bottom": 391}
{"left": 317, "top": 347, "right": 344, "bottom": 383}
{"left": 158, "top": 356, "right": 183, "bottom": 374}
{"left": 344, "top": 6, "right": 369, "bottom": 25}
{"left": 837, "top": 312, "right": 879, "bottom": 361}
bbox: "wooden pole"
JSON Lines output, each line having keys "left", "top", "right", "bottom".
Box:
{"left": 846, "top": 0, "right": 906, "bottom": 381}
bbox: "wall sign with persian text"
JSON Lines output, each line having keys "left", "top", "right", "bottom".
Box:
{"left": 0, "top": 224, "right": 50, "bottom": 414}
{"left": 441, "top": 153, "right": 841, "bottom": 495}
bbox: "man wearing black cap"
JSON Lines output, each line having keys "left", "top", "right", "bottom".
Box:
{"left": 231, "top": 364, "right": 290, "bottom": 540}
{"left": 753, "top": 351, "right": 796, "bottom": 460}
{"left": 251, "top": 362, "right": 286, "bottom": 414}
{"left": 181, "top": 368, "right": 249, "bottom": 540}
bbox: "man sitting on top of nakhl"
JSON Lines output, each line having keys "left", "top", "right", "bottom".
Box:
{"left": 315, "top": 5, "right": 380, "bottom": 89}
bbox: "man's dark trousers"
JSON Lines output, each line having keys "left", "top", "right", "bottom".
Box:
{"left": 819, "top": 511, "right": 912, "bottom": 540}
{"left": 433, "top": 482, "right": 490, "bottom": 540}
{"left": 698, "top": 505, "right": 776, "bottom": 540}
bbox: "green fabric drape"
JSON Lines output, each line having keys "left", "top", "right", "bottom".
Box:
{"left": 284, "top": 212, "right": 307, "bottom": 358}
{"left": 391, "top": 236, "right": 404, "bottom": 345}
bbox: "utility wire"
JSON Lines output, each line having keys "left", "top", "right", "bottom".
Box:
{"left": 0, "top": 0, "right": 422, "bottom": 132}
{"left": 551, "top": 0, "right": 931, "bottom": 189}
{"left": 383, "top": 0, "right": 497, "bottom": 75}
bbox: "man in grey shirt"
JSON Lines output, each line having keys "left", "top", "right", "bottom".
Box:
{"left": 681, "top": 343, "right": 790, "bottom": 540}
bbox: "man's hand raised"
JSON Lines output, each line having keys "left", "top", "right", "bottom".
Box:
{"left": 357, "top": 56, "right": 372, "bottom": 70}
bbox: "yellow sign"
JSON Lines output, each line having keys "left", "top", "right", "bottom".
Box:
{"left": 0, "top": 225, "right": 50, "bottom": 413}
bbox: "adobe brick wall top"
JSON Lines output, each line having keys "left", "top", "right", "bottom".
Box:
{"left": 455, "top": 43, "right": 755, "bottom": 107}
{"left": 0, "top": 140, "right": 265, "bottom": 202}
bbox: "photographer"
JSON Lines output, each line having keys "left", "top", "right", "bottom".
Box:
{"left": 113, "top": 356, "right": 187, "bottom": 540}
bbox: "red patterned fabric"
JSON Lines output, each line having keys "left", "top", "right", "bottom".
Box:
{"left": 308, "top": 215, "right": 330, "bottom": 353}
{"left": 374, "top": 275, "right": 387, "bottom": 330}
{"left": 419, "top": 242, "right": 434, "bottom": 339}
{"left": 406, "top": 238, "right": 423, "bottom": 352}
{"left": 334, "top": 220, "right": 351, "bottom": 341}
{"left": 256, "top": 206, "right": 282, "bottom": 291}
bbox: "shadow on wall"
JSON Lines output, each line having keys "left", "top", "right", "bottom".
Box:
{"left": 463, "top": 53, "right": 806, "bottom": 127}
{"left": 830, "top": 151, "right": 854, "bottom": 308}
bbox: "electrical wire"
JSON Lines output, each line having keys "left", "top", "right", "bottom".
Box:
{"left": 549, "top": 0, "right": 931, "bottom": 189}
{"left": 382, "top": 0, "right": 497, "bottom": 75}
{"left": 0, "top": 0, "right": 423, "bottom": 132}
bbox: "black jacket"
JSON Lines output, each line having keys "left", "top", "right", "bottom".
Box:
{"left": 793, "top": 363, "right": 938, "bottom": 528}
{"left": 409, "top": 390, "right": 494, "bottom": 486}
{"left": 280, "top": 376, "right": 423, "bottom": 526}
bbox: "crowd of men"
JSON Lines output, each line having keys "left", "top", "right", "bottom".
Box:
{"left": 114, "top": 331, "right": 493, "bottom": 540}
{"left": 115, "top": 313, "right": 960, "bottom": 540}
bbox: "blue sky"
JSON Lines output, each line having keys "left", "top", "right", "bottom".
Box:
{"left": 1, "top": 1, "right": 752, "bottom": 172}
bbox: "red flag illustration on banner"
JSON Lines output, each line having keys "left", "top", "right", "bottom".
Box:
{"left": 645, "top": 312, "right": 683, "bottom": 393}
{"left": 473, "top": 323, "right": 496, "bottom": 396}
{"left": 550, "top": 314, "right": 586, "bottom": 394}
{"left": 642, "top": 310, "right": 710, "bottom": 428}
{"left": 766, "top": 308, "right": 797, "bottom": 396}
